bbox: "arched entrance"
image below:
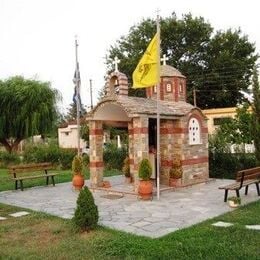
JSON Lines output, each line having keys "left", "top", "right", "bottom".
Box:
{"left": 89, "top": 101, "right": 131, "bottom": 187}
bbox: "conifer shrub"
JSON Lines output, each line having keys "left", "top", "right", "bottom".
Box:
{"left": 73, "top": 186, "right": 99, "bottom": 231}
{"left": 138, "top": 158, "right": 152, "bottom": 180}
{"left": 122, "top": 157, "right": 130, "bottom": 178}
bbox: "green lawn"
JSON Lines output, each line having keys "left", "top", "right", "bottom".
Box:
{"left": 0, "top": 201, "right": 259, "bottom": 259}
{"left": 0, "top": 168, "right": 121, "bottom": 192}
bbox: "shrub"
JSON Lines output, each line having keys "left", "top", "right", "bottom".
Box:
{"left": 169, "top": 156, "right": 182, "bottom": 179}
{"left": 209, "top": 151, "right": 257, "bottom": 179}
{"left": 103, "top": 143, "right": 128, "bottom": 170}
{"left": 138, "top": 158, "right": 152, "bottom": 180}
{"left": 122, "top": 157, "right": 130, "bottom": 178}
{"left": 0, "top": 151, "right": 21, "bottom": 167}
{"left": 59, "top": 148, "right": 77, "bottom": 169}
{"left": 73, "top": 186, "right": 99, "bottom": 231}
{"left": 23, "top": 143, "right": 60, "bottom": 165}
{"left": 82, "top": 153, "right": 90, "bottom": 168}
{"left": 72, "top": 155, "right": 83, "bottom": 174}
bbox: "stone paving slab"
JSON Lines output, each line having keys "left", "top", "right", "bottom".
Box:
{"left": 9, "top": 211, "right": 30, "bottom": 217}
{"left": 212, "top": 221, "right": 234, "bottom": 227}
{"left": 0, "top": 216, "right": 7, "bottom": 220}
{"left": 0, "top": 176, "right": 259, "bottom": 238}
{"left": 245, "top": 225, "right": 260, "bottom": 230}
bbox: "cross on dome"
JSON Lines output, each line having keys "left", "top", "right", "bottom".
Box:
{"left": 112, "top": 56, "right": 120, "bottom": 72}
{"left": 161, "top": 54, "right": 169, "bottom": 65}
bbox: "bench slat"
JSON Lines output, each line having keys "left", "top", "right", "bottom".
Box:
{"left": 236, "top": 167, "right": 260, "bottom": 181}
{"left": 12, "top": 173, "right": 58, "bottom": 181}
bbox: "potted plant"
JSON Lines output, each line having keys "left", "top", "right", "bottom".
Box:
{"left": 138, "top": 158, "right": 153, "bottom": 200}
{"left": 169, "top": 156, "right": 182, "bottom": 187}
{"left": 72, "top": 155, "right": 85, "bottom": 190}
{"left": 122, "top": 157, "right": 132, "bottom": 183}
{"left": 227, "top": 196, "right": 241, "bottom": 208}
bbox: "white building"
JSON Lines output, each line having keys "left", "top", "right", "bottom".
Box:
{"left": 58, "top": 122, "right": 87, "bottom": 151}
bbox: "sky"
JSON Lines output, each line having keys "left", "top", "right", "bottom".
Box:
{"left": 0, "top": 0, "right": 259, "bottom": 114}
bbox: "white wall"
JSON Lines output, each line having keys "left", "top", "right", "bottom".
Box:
{"left": 58, "top": 125, "right": 86, "bottom": 149}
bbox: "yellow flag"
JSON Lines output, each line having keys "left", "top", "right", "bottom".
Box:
{"left": 132, "top": 33, "right": 159, "bottom": 88}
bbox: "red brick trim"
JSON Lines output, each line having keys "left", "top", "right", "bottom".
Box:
{"left": 132, "top": 127, "right": 148, "bottom": 134}
{"left": 181, "top": 157, "right": 208, "bottom": 166}
{"left": 160, "top": 127, "right": 188, "bottom": 134}
{"left": 201, "top": 127, "right": 208, "bottom": 133}
{"left": 129, "top": 159, "right": 134, "bottom": 165}
{"left": 89, "top": 129, "right": 103, "bottom": 135}
{"left": 89, "top": 161, "right": 104, "bottom": 168}
{"left": 128, "top": 129, "right": 133, "bottom": 135}
{"left": 161, "top": 159, "right": 172, "bottom": 167}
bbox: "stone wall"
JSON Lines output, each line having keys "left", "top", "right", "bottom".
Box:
{"left": 130, "top": 117, "right": 149, "bottom": 191}
{"left": 89, "top": 120, "right": 104, "bottom": 187}
{"left": 180, "top": 109, "right": 209, "bottom": 186}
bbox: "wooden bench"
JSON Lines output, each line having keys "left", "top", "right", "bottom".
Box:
{"left": 219, "top": 166, "right": 260, "bottom": 202}
{"left": 8, "top": 163, "right": 58, "bottom": 191}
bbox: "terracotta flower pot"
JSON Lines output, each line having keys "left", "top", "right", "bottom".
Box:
{"left": 228, "top": 200, "right": 239, "bottom": 208}
{"left": 138, "top": 180, "right": 153, "bottom": 200}
{"left": 72, "top": 174, "right": 85, "bottom": 190}
{"left": 169, "top": 177, "right": 182, "bottom": 187}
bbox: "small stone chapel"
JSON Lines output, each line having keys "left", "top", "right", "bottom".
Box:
{"left": 87, "top": 58, "right": 209, "bottom": 191}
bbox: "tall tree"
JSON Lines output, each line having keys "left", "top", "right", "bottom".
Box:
{"left": 251, "top": 67, "right": 260, "bottom": 164}
{"left": 106, "top": 13, "right": 258, "bottom": 108}
{"left": 0, "top": 76, "right": 59, "bottom": 153}
{"left": 64, "top": 102, "right": 87, "bottom": 122}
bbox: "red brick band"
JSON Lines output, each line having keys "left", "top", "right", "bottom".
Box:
{"left": 89, "top": 161, "right": 104, "bottom": 168}
{"left": 132, "top": 127, "right": 148, "bottom": 134}
{"left": 160, "top": 127, "right": 208, "bottom": 134}
{"left": 181, "top": 157, "right": 208, "bottom": 166}
{"left": 89, "top": 129, "right": 103, "bottom": 135}
{"left": 129, "top": 159, "right": 134, "bottom": 165}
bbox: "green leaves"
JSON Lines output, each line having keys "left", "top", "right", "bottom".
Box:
{"left": 105, "top": 13, "right": 258, "bottom": 109}
{"left": 0, "top": 76, "right": 59, "bottom": 152}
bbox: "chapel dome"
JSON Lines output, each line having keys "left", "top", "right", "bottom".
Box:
{"left": 160, "top": 65, "right": 186, "bottom": 78}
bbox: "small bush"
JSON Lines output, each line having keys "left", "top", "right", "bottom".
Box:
{"left": 138, "top": 158, "right": 152, "bottom": 180}
{"left": 23, "top": 143, "right": 60, "bottom": 164}
{"left": 73, "top": 186, "right": 99, "bottom": 231}
{"left": 59, "top": 148, "right": 77, "bottom": 169}
{"left": 103, "top": 143, "right": 128, "bottom": 170}
{"left": 209, "top": 151, "right": 257, "bottom": 179}
{"left": 72, "top": 155, "right": 83, "bottom": 174}
{"left": 82, "top": 153, "right": 89, "bottom": 168}
{"left": 122, "top": 157, "right": 130, "bottom": 177}
{"left": 0, "top": 151, "right": 21, "bottom": 167}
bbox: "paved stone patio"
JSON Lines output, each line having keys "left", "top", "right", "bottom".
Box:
{"left": 0, "top": 176, "right": 259, "bottom": 238}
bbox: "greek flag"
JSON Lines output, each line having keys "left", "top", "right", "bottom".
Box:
{"left": 73, "top": 62, "right": 83, "bottom": 113}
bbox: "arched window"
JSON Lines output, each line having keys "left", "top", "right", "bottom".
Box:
{"left": 188, "top": 117, "right": 201, "bottom": 145}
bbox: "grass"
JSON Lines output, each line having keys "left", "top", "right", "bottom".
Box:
{"left": 0, "top": 201, "right": 259, "bottom": 259}
{"left": 0, "top": 167, "right": 121, "bottom": 192}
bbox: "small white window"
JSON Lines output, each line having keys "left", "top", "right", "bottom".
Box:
{"left": 166, "top": 83, "right": 172, "bottom": 92}
{"left": 188, "top": 117, "right": 201, "bottom": 145}
{"left": 154, "top": 86, "right": 157, "bottom": 93}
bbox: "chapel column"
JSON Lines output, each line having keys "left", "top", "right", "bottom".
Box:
{"left": 132, "top": 117, "right": 149, "bottom": 192}
{"left": 89, "top": 120, "right": 103, "bottom": 187}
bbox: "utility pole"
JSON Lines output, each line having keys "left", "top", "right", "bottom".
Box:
{"left": 89, "top": 79, "right": 93, "bottom": 109}
{"left": 74, "top": 36, "right": 80, "bottom": 156}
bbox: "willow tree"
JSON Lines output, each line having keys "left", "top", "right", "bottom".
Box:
{"left": 0, "top": 76, "right": 59, "bottom": 153}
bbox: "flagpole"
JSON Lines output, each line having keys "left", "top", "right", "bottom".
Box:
{"left": 75, "top": 36, "right": 80, "bottom": 156}
{"left": 156, "top": 12, "right": 161, "bottom": 200}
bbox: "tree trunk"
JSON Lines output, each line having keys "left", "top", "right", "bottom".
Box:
{"left": 0, "top": 138, "right": 22, "bottom": 153}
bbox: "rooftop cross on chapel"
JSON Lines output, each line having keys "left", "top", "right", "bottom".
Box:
{"left": 112, "top": 56, "right": 121, "bottom": 72}
{"left": 160, "top": 54, "right": 169, "bottom": 65}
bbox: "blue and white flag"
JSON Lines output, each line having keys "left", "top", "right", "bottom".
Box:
{"left": 73, "top": 61, "right": 83, "bottom": 113}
